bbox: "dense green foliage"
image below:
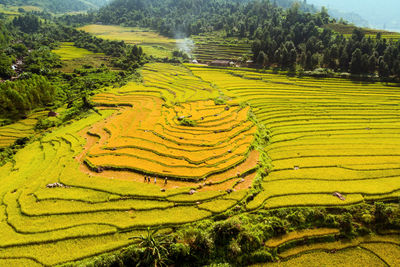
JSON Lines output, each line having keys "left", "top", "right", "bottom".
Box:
{"left": 253, "top": 18, "right": 400, "bottom": 77}
{"left": 0, "top": 75, "right": 55, "bottom": 118}
{"left": 69, "top": 202, "right": 400, "bottom": 266}
{"left": 0, "top": 13, "right": 145, "bottom": 121}
{"left": 91, "top": 0, "right": 313, "bottom": 37}
{"left": 1, "top": 2, "right": 400, "bottom": 266}
{"left": 0, "top": 0, "right": 109, "bottom": 13}
{"left": 80, "top": 0, "right": 400, "bottom": 78}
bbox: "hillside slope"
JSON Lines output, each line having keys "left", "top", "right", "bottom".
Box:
{"left": 0, "top": 0, "right": 109, "bottom": 13}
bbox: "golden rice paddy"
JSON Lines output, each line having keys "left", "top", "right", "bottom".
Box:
{"left": 0, "top": 63, "right": 259, "bottom": 265}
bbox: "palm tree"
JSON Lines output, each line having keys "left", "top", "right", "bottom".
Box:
{"left": 129, "top": 227, "right": 170, "bottom": 267}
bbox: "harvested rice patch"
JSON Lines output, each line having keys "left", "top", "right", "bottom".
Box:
{"left": 234, "top": 172, "right": 257, "bottom": 190}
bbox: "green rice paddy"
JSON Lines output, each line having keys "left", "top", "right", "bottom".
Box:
{"left": 52, "top": 42, "right": 113, "bottom": 72}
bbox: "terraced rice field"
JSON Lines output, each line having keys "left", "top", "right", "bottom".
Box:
{"left": 324, "top": 24, "right": 400, "bottom": 40}
{"left": 78, "top": 25, "right": 179, "bottom": 58}
{"left": 189, "top": 65, "right": 400, "bottom": 210}
{"left": 192, "top": 34, "right": 252, "bottom": 62}
{"left": 262, "top": 232, "right": 400, "bottom": 266}
{"left": 52, "top": 42, "right": 101, "bottom": 60}
{"left": 2, "top": 61, "right": 400, "bottom": 265}
{"left": 0, "top": 63, "right": 260, "bottom": 265}
{"left": 79, "top": 24, "right": 252, "bottom": 61}
{"left": 250, "top": 227, "right": 400, "bottom": 266}
{"left": 0, "top": 111, "right": 48, "bottom": 148}
{"left": 52, "top": 42, "right": 113, "bottom": 72}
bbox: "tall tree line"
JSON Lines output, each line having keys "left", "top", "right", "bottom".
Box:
{"left": 0, "top": 13, "right": 146, "bottom": 120}
{"left": 86, "top": 0, "right": 400, "bottom": 78}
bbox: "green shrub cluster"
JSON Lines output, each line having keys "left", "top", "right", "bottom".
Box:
{"left": 70, "top": 201, "right": 400, "bottom": 266}
{"left": 0, "top": 75, "right": 55, "bottom": 119}
{"left": 179, "top": 117, "right": 197, "bottom": 127}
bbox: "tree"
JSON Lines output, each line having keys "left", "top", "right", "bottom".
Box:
{"left": 288, "top": 48, "right": 297, "bottom": 70}
{"left": 319, "top": 7, "right": 330, "bottom": 24}
{"left": 339, "top": 50, "right": 349, "bottom": 71}
{"left": 311, "top": 53, "right": 320, "bottom": 69}
{"left": 368, "top": 55, "right": 377, "bottom": 73}
{"left": 299, "top": 51, "right": 307, "bottom": 68}
{"left": 252, "top": 40, "right": 262, "bottom": 60}
{"left": 305, "top": 51, "right": 313, "bottom": 70}
{"left": 352, "top": 28, "right": 365, "bottom": 43}
{"left": 350, "top": 48, "right": 363, "bottom": 74}
{"left": 361, "top": 54, "right": 369, "bottom": 73}
{"left": 257, "top": 51, "right": 268, "bottom": 66}
{"left": 378, "top": 58, "right": 390, "bottom": 78}
{"left": 129, "top": 227, "right": 171, "bottom": 267}
{"left": 12, "top": 14, "right": 40, "bottom": 33}
{"left": 393, "top": 60, "right": 400, "bottom": 78}
{"left": 0, "top": 53, "right": 15, "bottom": 79}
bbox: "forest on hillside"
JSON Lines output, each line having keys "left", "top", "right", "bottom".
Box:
{"left": 1, "top": 1, "right": 400, "bottom": 267}
{"left": 63, "top": 0, "right": 400, "bottom": 78}
{"left": 0, "top": 14, "right": 144, "bottom": 120}
{"left": 0, "top": 0, "right": 109, "bottom": 13}
{"left": 1, "top": 0, "right": 400, "bottom": 123}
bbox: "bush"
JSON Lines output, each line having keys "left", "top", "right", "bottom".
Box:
{"left": 266, "top": 217, "right": 288, "bottom": 235}
{"left": 212, "top": 218, "right": 242, "bottom": 246}
{"left": 35, "top": 118, "right": 57, "bottom": 131}
{"left": 171, "top": 227, "right": 213, "bottom": 266}
{"left": 179, "top": 118, "right": 197, "bottom": 127}
{"left": 338, "top": 212, "right": 355, "bottom": 237}
{"left": 249, "top": 250, "right": 274, "bottom": 264}
{"left": 214, "top": 97, "right": 226, "bottom": 105}
{"left": 237, "top": 230, "right": 262, "bottom": 253}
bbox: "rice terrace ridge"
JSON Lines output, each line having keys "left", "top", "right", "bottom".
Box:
{"left": 0, "top": 0, "right": 400, "bottom": 266}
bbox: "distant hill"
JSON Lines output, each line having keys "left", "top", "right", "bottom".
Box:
{"left": 0, "top": 0, "right": 109, "bottom": 13}
{"left": 307, "top": 0, "right": 400, "bottom": 32}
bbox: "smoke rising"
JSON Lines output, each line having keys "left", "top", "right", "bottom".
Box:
{"left": 174, "top": 32, "right": 195, "bottom": 58}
